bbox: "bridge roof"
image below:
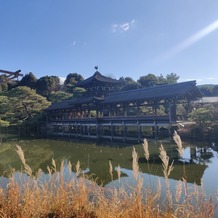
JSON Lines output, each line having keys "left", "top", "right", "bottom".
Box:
{"left": 45, "top": 80, "right": 201, "bottom": 111}
{"left": 102, "top": 80, "right": 201, "bottom": 104}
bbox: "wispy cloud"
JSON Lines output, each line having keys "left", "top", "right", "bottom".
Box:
{"left": 180, "top": 77, "right": 216, "bottom": 85}
{"left": 70, "top": 40, "right": 87, "bottom": 48}
{"left": 207, "top": 77, "right": 215, "bottom": 80}
{"left": 112, "top": 19, "right": 135, "bottom": 32}
{"left": 161, "top": 19, "right": 218, "bottom": 60}
{"left": 70, "top": 40, "right": 77, "bottom": 47}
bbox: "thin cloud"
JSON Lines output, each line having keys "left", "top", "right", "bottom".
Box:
{"left": 112, "top": 19, "right": 135, "bottom": 32}
{"left": 180, "top": 77, "right": 216, "bottom": 85}
{"left": 70, "top": 40, "right": 77, "bottom": 47}
{"left": 70, "top": 40, "right": 87, "bottom": 48}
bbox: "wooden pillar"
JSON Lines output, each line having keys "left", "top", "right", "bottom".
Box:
{"left": 123, "top": 104, "right": 127, "bottom": 117}
{"left": 110, "top": 122, "right": 113, "bottom": 140}
{"left": 123, "top": 122, "right": 126, "bottom": 142}
{"left": 96, "top": 123, "right": 99, "bottom": 139}
{"left": 137, "top": 122, "right": 141, "bottom": 141}
{"left": 61, "top": 122, "right": 64, "bottom": 136}
{"left": 75, "top": 122, "right": 78, "bottom": 137}
{"left": 81, "top": 124, "right": 84, "bottom": 136}
{"left": 153, "top": 123, "right": 158, "bottom": 139}
{"left": 137, "top": 102, "right": 140, "bottom": 116}
{"left": 154, "top": 100, "right": 157, "bottom": 116}
{"left": 87, "top": 124, "right": 90, "bottom": 136}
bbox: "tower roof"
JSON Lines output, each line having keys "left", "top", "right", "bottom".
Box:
{"left": 76, "top": 71, "right": 120, "bottom": 88}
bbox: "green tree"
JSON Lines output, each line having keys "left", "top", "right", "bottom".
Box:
{"left": 212, "top": 85, "right": 218, "bottom": 96}
{"left": 48, "top": 91, "right": 73, "bottom": 103}
{"left": 188, "top": 104, "right": 214, "bottom": 127}
{"left": 0, "top": 75, "right": 9, "bottom": 91}
{"left": 165, "top": 73, "right": 179, "bottom": 84}
{"left": 36, "top": 76, "right": 60, "bottom": 97}
{"left": 72, "top": 87, "right": 86, "bottom": 97}
{"left": 0, "top": 95, "right": 10, "bottom": 126}
{"left": 119, "top": 77, "right": 141, "bottom": 91}
{"left": 18, "top": 72, "right": 37, "bottom": 89}
{"left": 64, "top": 73, "right": 84, "bottom": 93}
{"left": 3, "top": 86, "right": 50, "bottom": 126}
{"left": 198, "top": 85, "right": 214, "bottom": 97}
{"left": 137, "top": 74, "right": 158, "bottom": 87}
{"left": 157, "top": 74, "right": 167, "bottom": 85}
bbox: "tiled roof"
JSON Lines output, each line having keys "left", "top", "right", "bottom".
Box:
{"left": 102, "top": 81, "right": 201, "bottom": 104}
{"left": 45, "top": 96, "right": 104, "bottom": 111}
{"left": 45, "top": 81, "right": 201, "bottom": 111}
{"left": 76, "top": 71, "right": 120, "bottom": 87}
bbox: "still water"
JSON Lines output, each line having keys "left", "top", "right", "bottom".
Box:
{"left": 0, "top": 138, "right": 218, "bottom": 201}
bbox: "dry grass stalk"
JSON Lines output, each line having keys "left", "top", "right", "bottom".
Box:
{"left": 142, "top": 138, "right": 149, "bottom": 161}
{"left": 16, "top": 145, "right": 32, "bottom": 176}
{"left": 175, "top": 181, "right": 183, "bottom": 203}
{"left": 68, "top": 160, "right": 72, "bottom": 176}
{"left": 0, "top": 143, "right": 216, "bottom": 217}
{"left": 159, "top": 143, "right": 174, "bottom": 210}
{"left": 51, "top": 158, "right": 57, "bottom": 172}
{"left": 109, "top": 160, "right": 113, "bottom": 181}
{"left": 159, "top": 144, "right": 174, "bottom": 178}
{"left": 173, "top": 131, "right": 184, "bottom": 158}
{"left": 117, "top": 164, "right": 121, "bottom": 182}
{"left": 75, "top": 160, "right": 81, "bottom": 177}
{"left": 132, "top": 147, "right": 139, "bottom": 181}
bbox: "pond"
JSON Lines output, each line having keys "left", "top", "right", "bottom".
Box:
{"left": 1, "top": 136, "right": 218, "bottom": 215}
{"left": 0, "top": 137, "right": 217, "bottom": 189}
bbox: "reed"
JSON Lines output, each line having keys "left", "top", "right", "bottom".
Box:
{"left": 0, "top": 139, "right": 216, "bottom": 218}
{"left": 173, "top": 131, "right": 184, "bottom": 158}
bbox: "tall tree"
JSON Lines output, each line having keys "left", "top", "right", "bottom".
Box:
{"left": 0, "top": 75, "right": 8, "bottom": 91}
{"left": 137, "top": 74, "right": 158, "bottom": 87}
{"left": 165, "top": 73, "right": 179, "bottom": 84}
{"left": 157, "top": 74, "right": 167, "bottom": 85}
{"left": 64, "top": 73, "right": 84, "bottom": 93}
{"left": 48, "top": 91, "right": 73, "bottom": 103}
{"left": 198, "top": 85, "right": 214, "bottom": 97}
{"left": 36, "top": 76, "right": 60, "bottom": 97}
{"left": 119, "top": 77, "right": 141, "bottom": 91}
{"left": 212, "top": 85, "right": 218, "bottom": 96}
{"left": 0, "top": 95, "right": 10, "bottom": 126}
{"left": 18, "top": 72, "right": 37, "bottom": 89}
{"left": 2, "top": 86, "right": 50, "bottom": 126}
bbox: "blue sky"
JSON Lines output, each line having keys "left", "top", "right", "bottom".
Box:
{"left": 1, "top": 0, "right": 218, "bottom": 85}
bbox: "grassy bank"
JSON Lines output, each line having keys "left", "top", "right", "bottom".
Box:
{"left": 0, "top": 133, "right": 217, "bottom": 217}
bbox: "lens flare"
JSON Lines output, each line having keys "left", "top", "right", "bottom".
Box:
{"left": 174, "top": 19, "right": 218, "bottom": 53}
{"left": 160, "top": 19, "right": 218, "bottom": 60}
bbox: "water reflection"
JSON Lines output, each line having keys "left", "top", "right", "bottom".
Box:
{"left": 0, "top": 139, "right": 216, "bottom": 187}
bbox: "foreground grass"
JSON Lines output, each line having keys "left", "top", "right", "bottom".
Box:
{"left": 0, "top": 133, "right": 217, "bottom": 218}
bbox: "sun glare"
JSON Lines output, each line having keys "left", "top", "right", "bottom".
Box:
{"left": 175, "top": 19, "right": 218, "bottom": 52}
{"left": 160, "top": 19, "right": 218, "bottom": 61}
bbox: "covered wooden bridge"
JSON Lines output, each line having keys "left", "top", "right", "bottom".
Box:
{"left": 45, "top": 71, "right": 201, "bottom": 142}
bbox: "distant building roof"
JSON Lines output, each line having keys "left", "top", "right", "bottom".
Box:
{"left": 192, "top": 96, "right": 218, "bottom": 104}
{"left": 76, "top": 71, "right": 120, "bottom": 87}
